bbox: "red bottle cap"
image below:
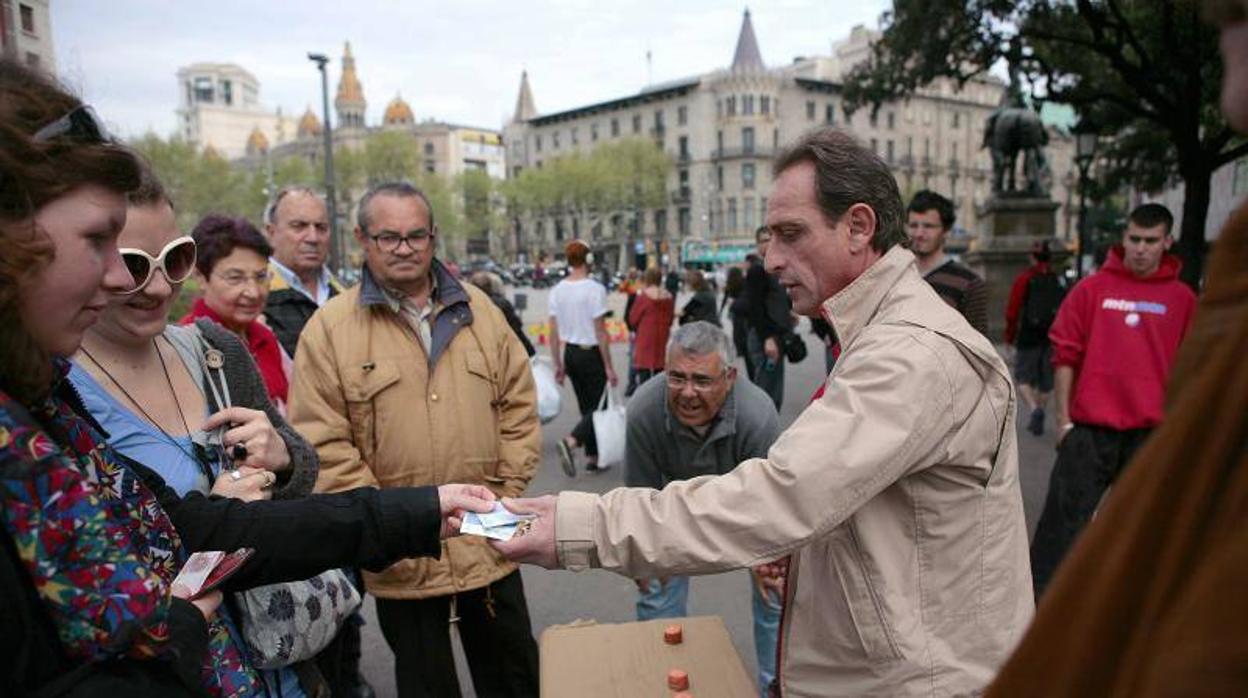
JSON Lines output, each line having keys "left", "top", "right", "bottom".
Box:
{"left": 667, "top": 669, "right": 690, "bottom": 691}
{"left": 664, "top": 624, "right": 684, "bottom": 644}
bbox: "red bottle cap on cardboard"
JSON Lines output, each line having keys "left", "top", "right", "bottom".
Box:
{"left": 664, "top": 624, "right": 683, "bottom": 644}
{"left": 667, "top": 669, "right": 690, "bottom": 691}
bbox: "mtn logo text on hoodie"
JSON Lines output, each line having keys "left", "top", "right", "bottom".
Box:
{"left": 1050, "top": 246, "right": 1197, "bottom": 430}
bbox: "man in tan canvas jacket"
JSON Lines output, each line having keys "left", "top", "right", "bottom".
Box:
{"left": 290, "top": 182, "right": 541, "bottom": 697}
{"left": 496, "top": 129, "right": 1033, "bottom": 697}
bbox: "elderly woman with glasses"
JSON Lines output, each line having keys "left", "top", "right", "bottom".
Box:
{"left": 181, "top": 215, "right": 289, "bottom": 409}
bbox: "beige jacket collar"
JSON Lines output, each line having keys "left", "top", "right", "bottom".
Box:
{"left": 821, "top": 245, "right": 916, "bottom": 349}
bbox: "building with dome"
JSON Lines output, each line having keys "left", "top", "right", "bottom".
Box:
{"left": 176, "top": 62, "right": 297, "bottom": 159}
{"left": 504, "top": 10, "right": 1077, "bottom": 267}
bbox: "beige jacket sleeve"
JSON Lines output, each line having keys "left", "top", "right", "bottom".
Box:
{"left": 489, "top": 310, "right": 541, "bottom": 500}
{"left": 288, "top": 310, "right": 381, "bottom": 493}
{"left": 556, "top": 326, "right": 959, "bottom": 575}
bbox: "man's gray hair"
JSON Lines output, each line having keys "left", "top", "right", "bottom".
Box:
{"left": 667, "top": 321, "right": 735, "bottom": 366}
{"left": 263, "top": 185, "right": 326, "bottom": 225}
{"left": 356, "top": 181, "right": 435, "bottom": 232}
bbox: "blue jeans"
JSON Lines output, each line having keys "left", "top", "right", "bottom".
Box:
{"left": 746, "top": 329, "right": 785, "bottom": 411}
{"left": 636, "top": 576, "right": 781, "bottom": 697}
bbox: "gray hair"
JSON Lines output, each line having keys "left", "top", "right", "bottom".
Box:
{"left": 356, "top": 181, "right": 435, "bottom": 232}
{"left": 263, "top": 185, "right": 326, "bottom": 225}
{"left": 667, "top": 321, "right": 735, "bottom": 366}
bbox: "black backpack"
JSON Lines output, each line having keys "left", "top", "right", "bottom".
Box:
{"left": 1020, "top": 272, "right": 1065, "bottom": 342}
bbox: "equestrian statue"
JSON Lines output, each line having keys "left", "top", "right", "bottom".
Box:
{"left": 983, "top": 73, "right": 1052, "bottom": 197}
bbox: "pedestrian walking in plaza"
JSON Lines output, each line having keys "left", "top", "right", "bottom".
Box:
{"left": 548, "top": 239, "right": 619, "bottom": 474}
{"left": 624, "top": 322, "right": 783, "bottom": 696}
{"left": 496, "top": 128, "right": 1032, "bottom": 697}
{"left": 743, "top": 227, "right": 792, "bottom": 411}
{"left": 1029, "top": 203, "right": 1197, "bottom": 598}
{"left": 1004, "top": 241, "right": 1065, "bottom": 435}
{"left": 906, "top": 190, "right": 989, "bottom": 336}
{"left": 723, "top": 263, "right": 755, "bottom": 378}
{"left": 289, "top": 182, "right": 542, "bottom": 697}
{"left": 262, "top": 186, "right": 344, "bottom": 358}
{"left": 679, "top": 269, "right": 721, "bottom": 326}
{"left": 626, "top": 266, "right": 675, "bottom": 396}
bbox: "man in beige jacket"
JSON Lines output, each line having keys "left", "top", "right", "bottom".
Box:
{"left": 291, "top": 182, "right": 541, "bottom": 697}
{"left": 496, "top": 129, "right": 1033, "bottom": 697}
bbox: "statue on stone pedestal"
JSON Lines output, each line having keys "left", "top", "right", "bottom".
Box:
{"left": 983, "top": 69, "right": 1052, "bottom": 197}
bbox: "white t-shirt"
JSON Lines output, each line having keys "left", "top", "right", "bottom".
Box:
{"left": 549, "top": 278, "right": 608, "bottom": 346}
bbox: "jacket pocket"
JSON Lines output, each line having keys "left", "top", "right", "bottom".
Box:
{"left": 835, "top": 526, "right": 904, "bottom": 663}
{"left": 343, "top": 362, "right": 401, "bottom": 465}
{"left": 461, "top": 351, "right": 500, "bottom": 468}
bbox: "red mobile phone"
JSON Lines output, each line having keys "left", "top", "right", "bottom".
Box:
{"left": 191, "top": 547, "right": 255, "bottom": 599}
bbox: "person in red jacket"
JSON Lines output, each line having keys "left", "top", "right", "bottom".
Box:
{"left": 1004, "top": 241, "right": 1066, "bottom": 436}
{"left": 1029, "top": 203, "right": 1197, "bottom": 598}
{"left": 627, "top": 266, "right": 676, "bottom": 394}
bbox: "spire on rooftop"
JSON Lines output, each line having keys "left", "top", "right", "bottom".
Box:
{"left": 730, "top": 9, "right": 765, "bottom": 73}
{"left": 512, "top": 70, "right": 537, "bottom": 122}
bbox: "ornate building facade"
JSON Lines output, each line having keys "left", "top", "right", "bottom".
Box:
{"left": 504, "top": 11, "right": 1077, "bottom": 266}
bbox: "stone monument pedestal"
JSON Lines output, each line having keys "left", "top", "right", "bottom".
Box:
{"left": 965, "top": 196, "right": 1065, "bottom": 342}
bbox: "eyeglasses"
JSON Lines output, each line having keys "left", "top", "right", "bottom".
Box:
{"left": 118, "top": 236, "right": 197, "bottom": 295}
{"left": 32, "top": 104, "right": 113, "bottom": 144}
{"left": 371, "top": 230, "right": 433, "bottom": 253}
{"left": 666, "top": 369, "right": 728, "bottom": 392}
{"left": 214, "top": 269, "right": 272, "bottom": 288}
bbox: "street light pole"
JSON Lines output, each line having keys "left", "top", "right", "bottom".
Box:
{"left": 1073, "top": 130, "right": 1099, "bottom": 278}
{"left": 308, "top": 52, "right": 342, "bottom": 274}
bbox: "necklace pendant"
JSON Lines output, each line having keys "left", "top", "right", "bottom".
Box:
{"left": 205, "top": 349, "right": 225, "bottom": 370}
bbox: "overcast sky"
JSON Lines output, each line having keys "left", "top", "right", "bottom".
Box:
{"left": 52, "top": 1, "right": 890, "bottom": 139}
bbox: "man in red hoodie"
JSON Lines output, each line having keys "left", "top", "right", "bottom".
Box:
{"left": 1029, "top": 202, "right": 1197, "bottom": 598}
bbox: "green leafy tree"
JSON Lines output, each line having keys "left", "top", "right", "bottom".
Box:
{"left": 363, "top": 131, "right": 421, "bottom": 184}
{"left": 844, "top": 0, "right": 1246, "bottom": 287}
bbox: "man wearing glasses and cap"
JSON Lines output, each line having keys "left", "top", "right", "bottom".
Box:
{"left": 624, "top": 321, "right": 783, "bottom": 697}
{"left": 289, "top": 181, "right": 541, "bottom": 697}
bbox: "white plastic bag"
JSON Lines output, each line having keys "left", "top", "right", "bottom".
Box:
{"left": 530, "top": 356, "right": 561, "bottom": 424}
{"left": 591, "top": 388, "right": 627, "bottom": 468}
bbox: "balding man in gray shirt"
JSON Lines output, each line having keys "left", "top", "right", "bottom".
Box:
{"left": 624, "top": 321, "right": 782, "bottom": 696}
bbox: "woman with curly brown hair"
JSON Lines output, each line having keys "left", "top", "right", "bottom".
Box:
{"left": 0, "top": 59, "right": 493, "bottom": 698}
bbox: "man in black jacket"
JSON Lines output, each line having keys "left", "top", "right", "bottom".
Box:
{"left": 743, "top": 227, "right": 792, "bottom": 410}
{"left": 263, "top": 186, "right": 344, "bottom": 357}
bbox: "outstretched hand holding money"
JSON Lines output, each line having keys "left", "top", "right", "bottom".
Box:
{"left": 437, "top": 484, "right": 498, "bottom": 538}
{"left": 489, "top": 495, "right": 559, "bottom": 569}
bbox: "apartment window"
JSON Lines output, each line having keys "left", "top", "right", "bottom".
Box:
{"left": 717, "top": 130, "right": 724, "bottom": 154}
{"left": 717, "top": 165, "right": 724, "bottom": 191}
{"left": 552, "top": 131, "right": 561, "bottom": 149}
{"left": 571, "top": 127, "right": 579, "bottom": 145}
{"left": 221, "top": 80, "right": 233, "bottom": 106}
{"left": 425, "top": 162, "right": 435, "bottom": 174}
{"left": 869, "top": 112, "right": 879, "bottom": 128}
{"left": 424, "top": 142, "right": 434, "bottom": 156}
{"left": 25, "top": 52, "right": 39, "bottom": 68}
{"left": 611, "top": 118, "right": 620, "bottom": 137}
{"left": 806, "top": 101, "right": 816, "bottom": 121}
{"left": 678, "top": 207, "right": 691, "bottom": 235}
{"left": 742, "top": 127, "right": 755, "bottom": 154}
{"left": 655, "top": 209, "right": 668, "bottom": 236}
{"left": 742, "top": 162, "right": 756, "bottom": 189}
{"left": 744, "top": 197, "right": 756, "bottom": 230}
{"left": 761, "top": 96, "right": 771, "bottom": 115}
{"left": 678, "top": 135, "right": 689, "bottom": 159}
{"left": 591, "top": 122, "right": 599, "bottom": 141}
{"left": 678, "top": 105, "right": 688, "bottom": 125}
{"left": 825, "top": 103, "right": 835, "bottom": 125}
{"left": 744, "top": 95, "right": 755, "bottom": 115}
{"left": 870, "top": 138, "right": 878, "bottom": 154}
{"left": 887, "top": 112, "right": 895, "bottom": 130}
{"left": 907, "top": 136, "right": 914, "bottom": 157}
{"left": 886, "top": 140, "right": 895, "bottom": 163}
{"left": 952, "top": 112, "right": 961, "bottom": 129}
{"left": 773, "top": 128, "right": 779, "bottom": 149}
{"left": 728, "top": 198, "right": 738, "bottom": 232}
{"left": 655, "top": 110, "right": 665, "bottom": 131}
{"left": 727, "top": 96, "right": 736, "bottom": 116}
{"left": 535, "top": 135, "right": 542, "bottom": 152}
{"left": 679, "top": 168, "right": 689, "bottom": 191}
{"left": 632, "top": 114, "right": 642, "bottom": 134}
{"left": 20, "top": 4, "right": 35, "bottom": 33}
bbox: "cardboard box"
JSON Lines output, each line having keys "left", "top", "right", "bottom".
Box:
{"left": 540, "top": 615, "right": 756, "bottom": 697}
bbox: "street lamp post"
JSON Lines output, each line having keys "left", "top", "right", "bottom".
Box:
{"left": 307, "top": 52, "right": 342, "bottom": 273}
{"left": 1073, "top": 130, "right": 1099, "bottom": 278}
